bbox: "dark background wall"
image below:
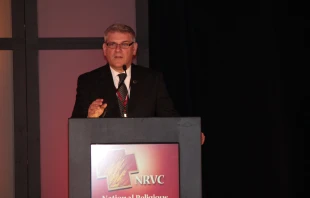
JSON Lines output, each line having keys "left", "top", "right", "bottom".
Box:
{"left": 148, "top": 0, "right": 308, "bottom": 197}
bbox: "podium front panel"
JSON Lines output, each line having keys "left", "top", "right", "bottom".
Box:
{"left": 69, "top": 117, "right": 201, "bottom": 198}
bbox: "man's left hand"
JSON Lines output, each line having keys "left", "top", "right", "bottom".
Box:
{"left": 201, "top": 132, "right": 205, "bottom": 145}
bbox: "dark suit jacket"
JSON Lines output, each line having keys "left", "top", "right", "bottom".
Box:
{"left": 71, "top": 64, "right": 179, "bottom": 118}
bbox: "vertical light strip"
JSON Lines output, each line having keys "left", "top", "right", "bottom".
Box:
{"left": 0, "top": 1, "right": 14, "bottom": 197}
{"left": 0, "top": 51, "right": 14, "bottom": 198}
{"left": 0, "top": 0, "right": 12, "bottom": 37}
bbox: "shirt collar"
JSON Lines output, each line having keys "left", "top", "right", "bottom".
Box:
{"left": 110, "top": 64, "right": 132, "bottom": 79}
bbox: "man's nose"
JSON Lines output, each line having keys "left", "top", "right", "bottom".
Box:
{"left": 115, "top": 44, "right": 122, "bottom": 51}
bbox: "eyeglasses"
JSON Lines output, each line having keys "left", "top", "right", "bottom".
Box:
{"left": 105, "top": 42, "right": 134, "bottom": 49}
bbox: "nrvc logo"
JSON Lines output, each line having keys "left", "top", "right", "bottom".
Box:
{"left": 96, "top": 149, "right": 139, "bottom": 191}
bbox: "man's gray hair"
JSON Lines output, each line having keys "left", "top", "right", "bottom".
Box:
{"left": 104, "top": 23, "right": 136, "bottom": 42}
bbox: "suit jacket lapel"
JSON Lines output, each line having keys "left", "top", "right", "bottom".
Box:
{"left": 97, "top": 64, "right": 120, "bottom": 117}
{"left": 128, "top": 65, "right": 145, "bottom": 117}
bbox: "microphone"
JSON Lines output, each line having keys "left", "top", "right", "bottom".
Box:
{"left": 122, "top": 65, "right": 127, "bottom": 73}
{"left": 115, "top": 65, "right": 127, "bottom": 93}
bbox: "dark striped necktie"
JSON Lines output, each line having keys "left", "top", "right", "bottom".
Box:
{"left": 117, "top": 73, "right": 128, "bottom": 117}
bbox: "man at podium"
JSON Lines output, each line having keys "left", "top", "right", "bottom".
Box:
{"left": 71, "top": 23, "right": 205, "bottom": 145}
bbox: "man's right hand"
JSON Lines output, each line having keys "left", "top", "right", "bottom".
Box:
{"left": 87, "top": 99, "right": 107, "bottom": 118}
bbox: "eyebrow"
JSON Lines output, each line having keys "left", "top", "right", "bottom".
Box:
{"left": 108, "top": 41, "right": 133, "bottom": 43}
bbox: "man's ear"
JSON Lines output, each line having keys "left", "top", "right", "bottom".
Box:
{"left": 133, "top": 42, "right": 138, "bottom": 56}
{"left": 102, "top": 43, "right": 107, "bottom": 56}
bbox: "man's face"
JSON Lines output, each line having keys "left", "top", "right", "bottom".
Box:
{"left": 103, "top": 32, "right": 138, "bottom": 71}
